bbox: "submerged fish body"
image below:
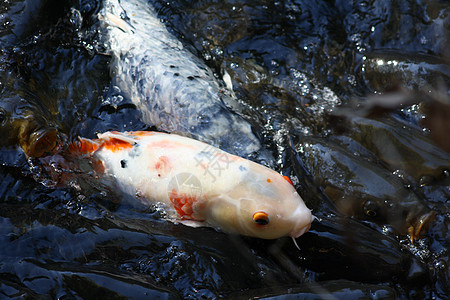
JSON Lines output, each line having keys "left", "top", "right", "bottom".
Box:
{"left": 69, "top": 131, "right": 313, "bottom": 240}
{"left": 345, "top": 117, "right": 450, "bottom": 182}
{"left": 296, "top": 138, "right": 435, "bottom": 241}
{"left": 363, "top": 50, "right": 450, "bottom": 92}
{"left": 0, "top": 91, "right": 58, "bottom": 158}
{"left": 98, "top": 0, "right": 269, "bottom": 163}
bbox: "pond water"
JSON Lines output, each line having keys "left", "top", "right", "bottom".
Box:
{"left": 0, "top": 0, "right": 448, "bottom": 299}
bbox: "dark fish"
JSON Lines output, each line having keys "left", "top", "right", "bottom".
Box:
{"left": 0, "top": 0, "right": 60, "bottom": 160}
{"left": 362, "top": 50, "right": 450, "bottom": 92}
{"left": 257, "top": 214, "right": 431, "bottom": 290}
{"left": 0, "top": 94, "right": 58, "bottom": 158}
{"left": 294, "top": 137, "right": 435, "bottom": 242}
{"left": 421, "top": 92, "right": 450, "bottom": 153}
{"left": 293, "top": 215, "right": 430, "bottom": 283}
{"left": 340, "top": 117, "right": 450, "bottom": 183}
{"left": 330, "top": 88, "right": 450, "bottom": 153}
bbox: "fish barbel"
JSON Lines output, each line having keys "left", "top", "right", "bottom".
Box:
{"left": 98, "top": 0, "right": 271, "bottom": 163}
{"left": 68, "top": 131, "right": 313, "bottom": 240}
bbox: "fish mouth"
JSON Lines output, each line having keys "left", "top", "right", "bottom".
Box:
{"left": 289, "top": 208, "right": 314, "bottom": 239}
{"left": 22, "top": 128, "right": 58, "bottom": 158}
{"left": 407, "top": 211, "right": 436, "bottom": 243}
{"left": 290, "top": 221, "right": 312, "bottom": 239}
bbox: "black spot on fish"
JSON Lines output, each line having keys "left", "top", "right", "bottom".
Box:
{"left": 174, "top": 73, "right": 179, "bottom": 76}
{"left": 121, "top": 160, "right": 127, "bottom": 168}
{"left": 187, "top": 76, "right": 195, "bottom": 80}
{"left": 170, "top": 65, "right": 176, "bottom": 68}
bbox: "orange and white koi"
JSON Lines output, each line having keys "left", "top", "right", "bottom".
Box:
{"left": 68, "top": 131, "right": 313, "bottom": 240}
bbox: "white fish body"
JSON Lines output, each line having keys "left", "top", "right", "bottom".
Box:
{"left": 70, "top": 131, "right": 313, "bottom": 239}
{"left": 98, "top": 0, "right": 271, "bottom": 163}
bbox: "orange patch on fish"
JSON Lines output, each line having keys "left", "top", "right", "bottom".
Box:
{"left": 154, "top": 155, "right": 171, "bottom": 172}
{"left": 148, "top": 140, "right": 196, "bottom": 150}
{"left": 69, "top": 137, "right": 102, "bottom": 155}
{"left": 102, "top": 138, "right": 134, "bottom": 152}
{"left": 169, "top": 189, "right": 197, "bottom": 220}
{"left": 214, "top": 151, "right": 241, "bottom": 162}
{"left": 198, "top": 162, "right": 208, "bottom": 170}
{"left": 69, "top": 136, "right": 134, "bottom": 155}
{"left": 283, "top": 175, "right": 294, "bottom": 186}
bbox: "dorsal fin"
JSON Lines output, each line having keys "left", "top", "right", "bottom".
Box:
{"left": 97, "top": 131, "right": 138, "bottom": 144}
{"left": 101, "top": 11, "right": 134, "bottom": 34}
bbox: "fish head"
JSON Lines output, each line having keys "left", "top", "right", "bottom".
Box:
{"left": 393, "top": 192, "right": 436, "bottom": 242}
{"left": 205, "top": 167, "right": 313, "bottom": 240}
{"left": 0, "top": 97, "right": 58, "bottom": 158}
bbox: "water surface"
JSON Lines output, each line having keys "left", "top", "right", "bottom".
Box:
{"left": 0, "top": 0, "right": 448, "bottom": 298}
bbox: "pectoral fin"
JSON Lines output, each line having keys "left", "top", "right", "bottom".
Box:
{"left": 69, "top": 132, "right": 136, "bottom": 156}
{"left": 178, "top": 220, "right": 207, "bottom": 228}
{"left": 68, "top": 137, "right": 103, "bottom": 156}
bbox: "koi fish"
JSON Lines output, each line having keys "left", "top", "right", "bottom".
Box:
{"left": 97, "top": 0, "right": 273, "bottom": 164}
{"left": 295, "top": 137, "right": 435, "bottom": 242}
{"left": 0, "top": 92, "right": 58, "bottom": 158}
{"left": 67, "top": 131, "right": 313, "bottom": 240}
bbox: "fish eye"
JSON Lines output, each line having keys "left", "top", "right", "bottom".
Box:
{"left": 365, "top": 209, "right": 377, "bottom": 217}
{"left": 363, "top": 200, "right": 379, "bottom": 218}
{"left": 253, "top": 211, "right": 270, "bottom": 225}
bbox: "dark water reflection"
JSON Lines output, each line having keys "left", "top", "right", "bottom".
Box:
{"left": 0, "top": 0, "right": 449, "bottom": 298}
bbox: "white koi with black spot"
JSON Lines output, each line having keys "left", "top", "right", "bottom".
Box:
{"left": 70, "top": 131, "right": 313, "bottom": 240}
{"left": 97, "top": 0, "right": 273, "bottom": 165}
